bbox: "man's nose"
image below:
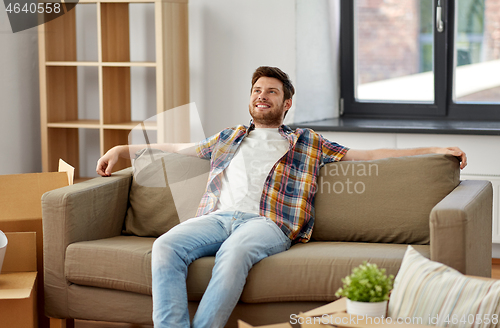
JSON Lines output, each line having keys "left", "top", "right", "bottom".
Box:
{"left": 258, "top": 93, "right": 267, "bottom": 100}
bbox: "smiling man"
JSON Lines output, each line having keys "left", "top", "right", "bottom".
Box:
{"left": 96, "top": 66, "right": 467, "bottom": 328}
{"left": 248, "top": 73, "right": 293, "bottom": 127}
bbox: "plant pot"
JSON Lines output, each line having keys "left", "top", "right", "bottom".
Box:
{"left": 346, "top": 299, "right": 387, "bottom": 317}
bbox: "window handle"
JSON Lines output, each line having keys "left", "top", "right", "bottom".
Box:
{"left": 436, "top": 0, "right": 444, "bottom": 32}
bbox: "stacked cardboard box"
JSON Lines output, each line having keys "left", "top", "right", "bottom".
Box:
{"left": 0, "top": 232, "right": 38, "bottom": 327}
{"left": 0, "top": 168, "right": 71, "bottom": 328}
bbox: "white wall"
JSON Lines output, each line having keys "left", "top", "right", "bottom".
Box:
{"left": 189, "top": 0, "right": 296, "bottom": 137}
{"left": 295, "top": 0, "right": 340, "bottom": 123}
{"left": 0, "top": 10, "right": 41, "bottom": 175}
{"left": 0, "top": 0, "right": 297, "bottom": 175}
{"left": 75, "top": 0, "right": 298, "bottom": 172}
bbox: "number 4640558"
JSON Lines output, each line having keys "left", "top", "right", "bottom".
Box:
{"left": 5, "top": 2, "right": 61, "bottom": 14}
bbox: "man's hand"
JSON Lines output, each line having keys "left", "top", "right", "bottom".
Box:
{"left": 96, "top": 146, "right": 124, "bottom": 177}
{"left": 435, "top": 146, "right": 467, "bottom": 169}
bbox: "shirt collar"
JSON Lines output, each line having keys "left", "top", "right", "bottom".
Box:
{"left": 247, "top": 119, "right": 292, "bottom": 135}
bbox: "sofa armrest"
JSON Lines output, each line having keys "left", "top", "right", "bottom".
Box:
{"left": 42, "top": 167, "right": 132, "bottom": 318}
{"left": 430, "top": 179, "right": 493, "bottom": 277}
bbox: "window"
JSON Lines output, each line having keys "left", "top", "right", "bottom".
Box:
{"left": 340, "top": 0, "right": 500, "bottom": 120}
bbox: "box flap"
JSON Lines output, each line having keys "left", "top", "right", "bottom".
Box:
{"left": 237, "top": 320, "right": 292, "bottom": 328}
{"left": 58, "top": 159, "right": 75, "bottom": 186}
{"left": 302, "top": 298, "right": 347, "bottom": 317}
{"left": 0, "top": 172, "right": 69, "bottom": 221}
{"left": 0, "top": 272, "right": 37, "bottom": 300}
{"left": 1, "top": 232, "right": 36, "bottom": 273}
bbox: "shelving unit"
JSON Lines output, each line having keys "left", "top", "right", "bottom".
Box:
{"left": 39, "top": 0, "right": 190, "bottom": 178}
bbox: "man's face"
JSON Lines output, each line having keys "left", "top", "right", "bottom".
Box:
{"left": 249, "top": 77, "right": 292, "bottom": 128}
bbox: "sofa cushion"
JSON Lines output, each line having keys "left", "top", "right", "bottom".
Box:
{"left": 65, "top": 236, "right": 155, "bottom": 295}
{"left": 65, "top": 237, "right": 429, "bottom": 303}
{"left": 239, "top": 242, "right": 429, "bottom": 303}
{"left": 388, "top": 246, "right": 500, "bottom": 327}
{"left": 313, "top": 154, "right": 460, "bottom": 244}
{"left": 123, "top": 149, "right": 210, "bottom": 237}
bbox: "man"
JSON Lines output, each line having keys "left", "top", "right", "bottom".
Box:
{"left": 96, "top": 66, "right": 467, "bottom": 327}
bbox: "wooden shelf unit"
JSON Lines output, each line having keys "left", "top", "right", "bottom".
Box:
{"left": 39, "top": 0, "right": 190, "bottom": 178}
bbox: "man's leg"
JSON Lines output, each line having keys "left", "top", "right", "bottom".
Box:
{"left": 151, "top": 213, "right": 232, "bottom": 328}
{"left": 192, "top": 212, "right": 291, "bottom": 328}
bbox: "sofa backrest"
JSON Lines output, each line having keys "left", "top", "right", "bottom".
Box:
{"left": 312, "top": 154, "right": 460, "bottom": 244}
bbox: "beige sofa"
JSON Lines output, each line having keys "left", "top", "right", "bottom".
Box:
{"left": 41, "top": 154, "right": 493, "bottom": 327}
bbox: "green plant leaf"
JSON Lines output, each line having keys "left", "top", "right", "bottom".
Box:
{"left": 334, "top": 261, "right": 394, "bottom": 302}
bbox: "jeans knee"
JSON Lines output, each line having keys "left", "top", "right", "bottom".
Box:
{"left": 152, "top": 233, "right": 169, "bottom": 255}
{"left": 216, "top": 245, "right": 256, "bottom": 268}
{"left": 152, "top": 234, "right": 182, "bottom": 267}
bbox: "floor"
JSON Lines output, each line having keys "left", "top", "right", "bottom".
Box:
{"left": 75, "top": 261, "right": 500, "bottom": 328}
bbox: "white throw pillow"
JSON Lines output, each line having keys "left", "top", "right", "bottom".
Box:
{"left": 388, "top": 246, "right": 500, "bottom": 328}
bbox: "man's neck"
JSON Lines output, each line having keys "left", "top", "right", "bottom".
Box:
{"left": 253, "top": 122, "right": 282, "bottom": 129}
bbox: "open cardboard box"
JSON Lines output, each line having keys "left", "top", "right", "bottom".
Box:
{"left": 0, "top": 159, "right": 73, "bottom": 328}
{"left": 0, "top": 231, "right": 38, "bottom": 328}
{"left": 238, "top": 319, "right": 292, "bottom": 328}
{"left": 298, "top": 298, "right": 434, "bottom": 328}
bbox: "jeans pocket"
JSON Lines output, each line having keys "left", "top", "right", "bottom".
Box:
{"left": 264, "top": 218, "right": 291, "bottom": 248}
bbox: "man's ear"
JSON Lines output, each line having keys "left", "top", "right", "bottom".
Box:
{"left": 284, "top": 98, "right": 292, "bottom": 111}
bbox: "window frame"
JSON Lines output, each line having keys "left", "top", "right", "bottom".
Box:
{"left": 340, "top": 0, "right": 500, "bottom": 121}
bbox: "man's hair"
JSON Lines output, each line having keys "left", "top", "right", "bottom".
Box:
{"left": 251, "top": 66, "right": 295, "bottom": 101}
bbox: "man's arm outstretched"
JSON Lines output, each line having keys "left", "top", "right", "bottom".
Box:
{"left": 96, "top": 143, "right": 197, "bottom": 177}
{"left": 342, "top": 147, "right": 467, "bottom": 169}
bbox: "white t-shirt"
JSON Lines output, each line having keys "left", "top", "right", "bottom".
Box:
{"left": 215, "top": 128, "right": 290, "bottom": 215}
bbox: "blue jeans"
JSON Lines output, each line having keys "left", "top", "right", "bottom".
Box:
{"left": 151, "top": 211, "right": 292, "bottom": 328}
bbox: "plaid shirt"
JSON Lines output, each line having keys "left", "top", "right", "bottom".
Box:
{"left": 195, "top": 121, "right": 348, "bottom": 243}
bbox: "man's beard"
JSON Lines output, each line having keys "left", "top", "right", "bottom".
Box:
{"left": 249, "top": 102, "right": 285, "bottom": 127}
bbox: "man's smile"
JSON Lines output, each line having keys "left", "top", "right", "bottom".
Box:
{"left": 255, "top": 102, "right": 271, "bottom": 109}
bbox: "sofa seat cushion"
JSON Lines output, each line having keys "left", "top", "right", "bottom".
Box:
{"left": 65, "top": 237, "right": 429, "bottom": 303}
{"left": 240, "top": 242, "right": 429, "bottom": 303}
{"left": 65, "top": 236, "right": 156, "bottom": 295}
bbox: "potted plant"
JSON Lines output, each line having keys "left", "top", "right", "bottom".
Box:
{"left": 335, "top": 261, "right": 394, "bottom": 317}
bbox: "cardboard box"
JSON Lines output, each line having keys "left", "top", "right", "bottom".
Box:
{"left": 0, "top": 232, "right": 38, "bottom": 328}
{"left": 0, "top": 164, "right": 72, "bottom": 328}
{"left": 298, "top": 298, "right": 434, "bottom": 328}
{"left": 238, "top": 320, "right": 292, "bottom": 328}
{"left": 297, "top": 298, "right": 348, "bottom": 328}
